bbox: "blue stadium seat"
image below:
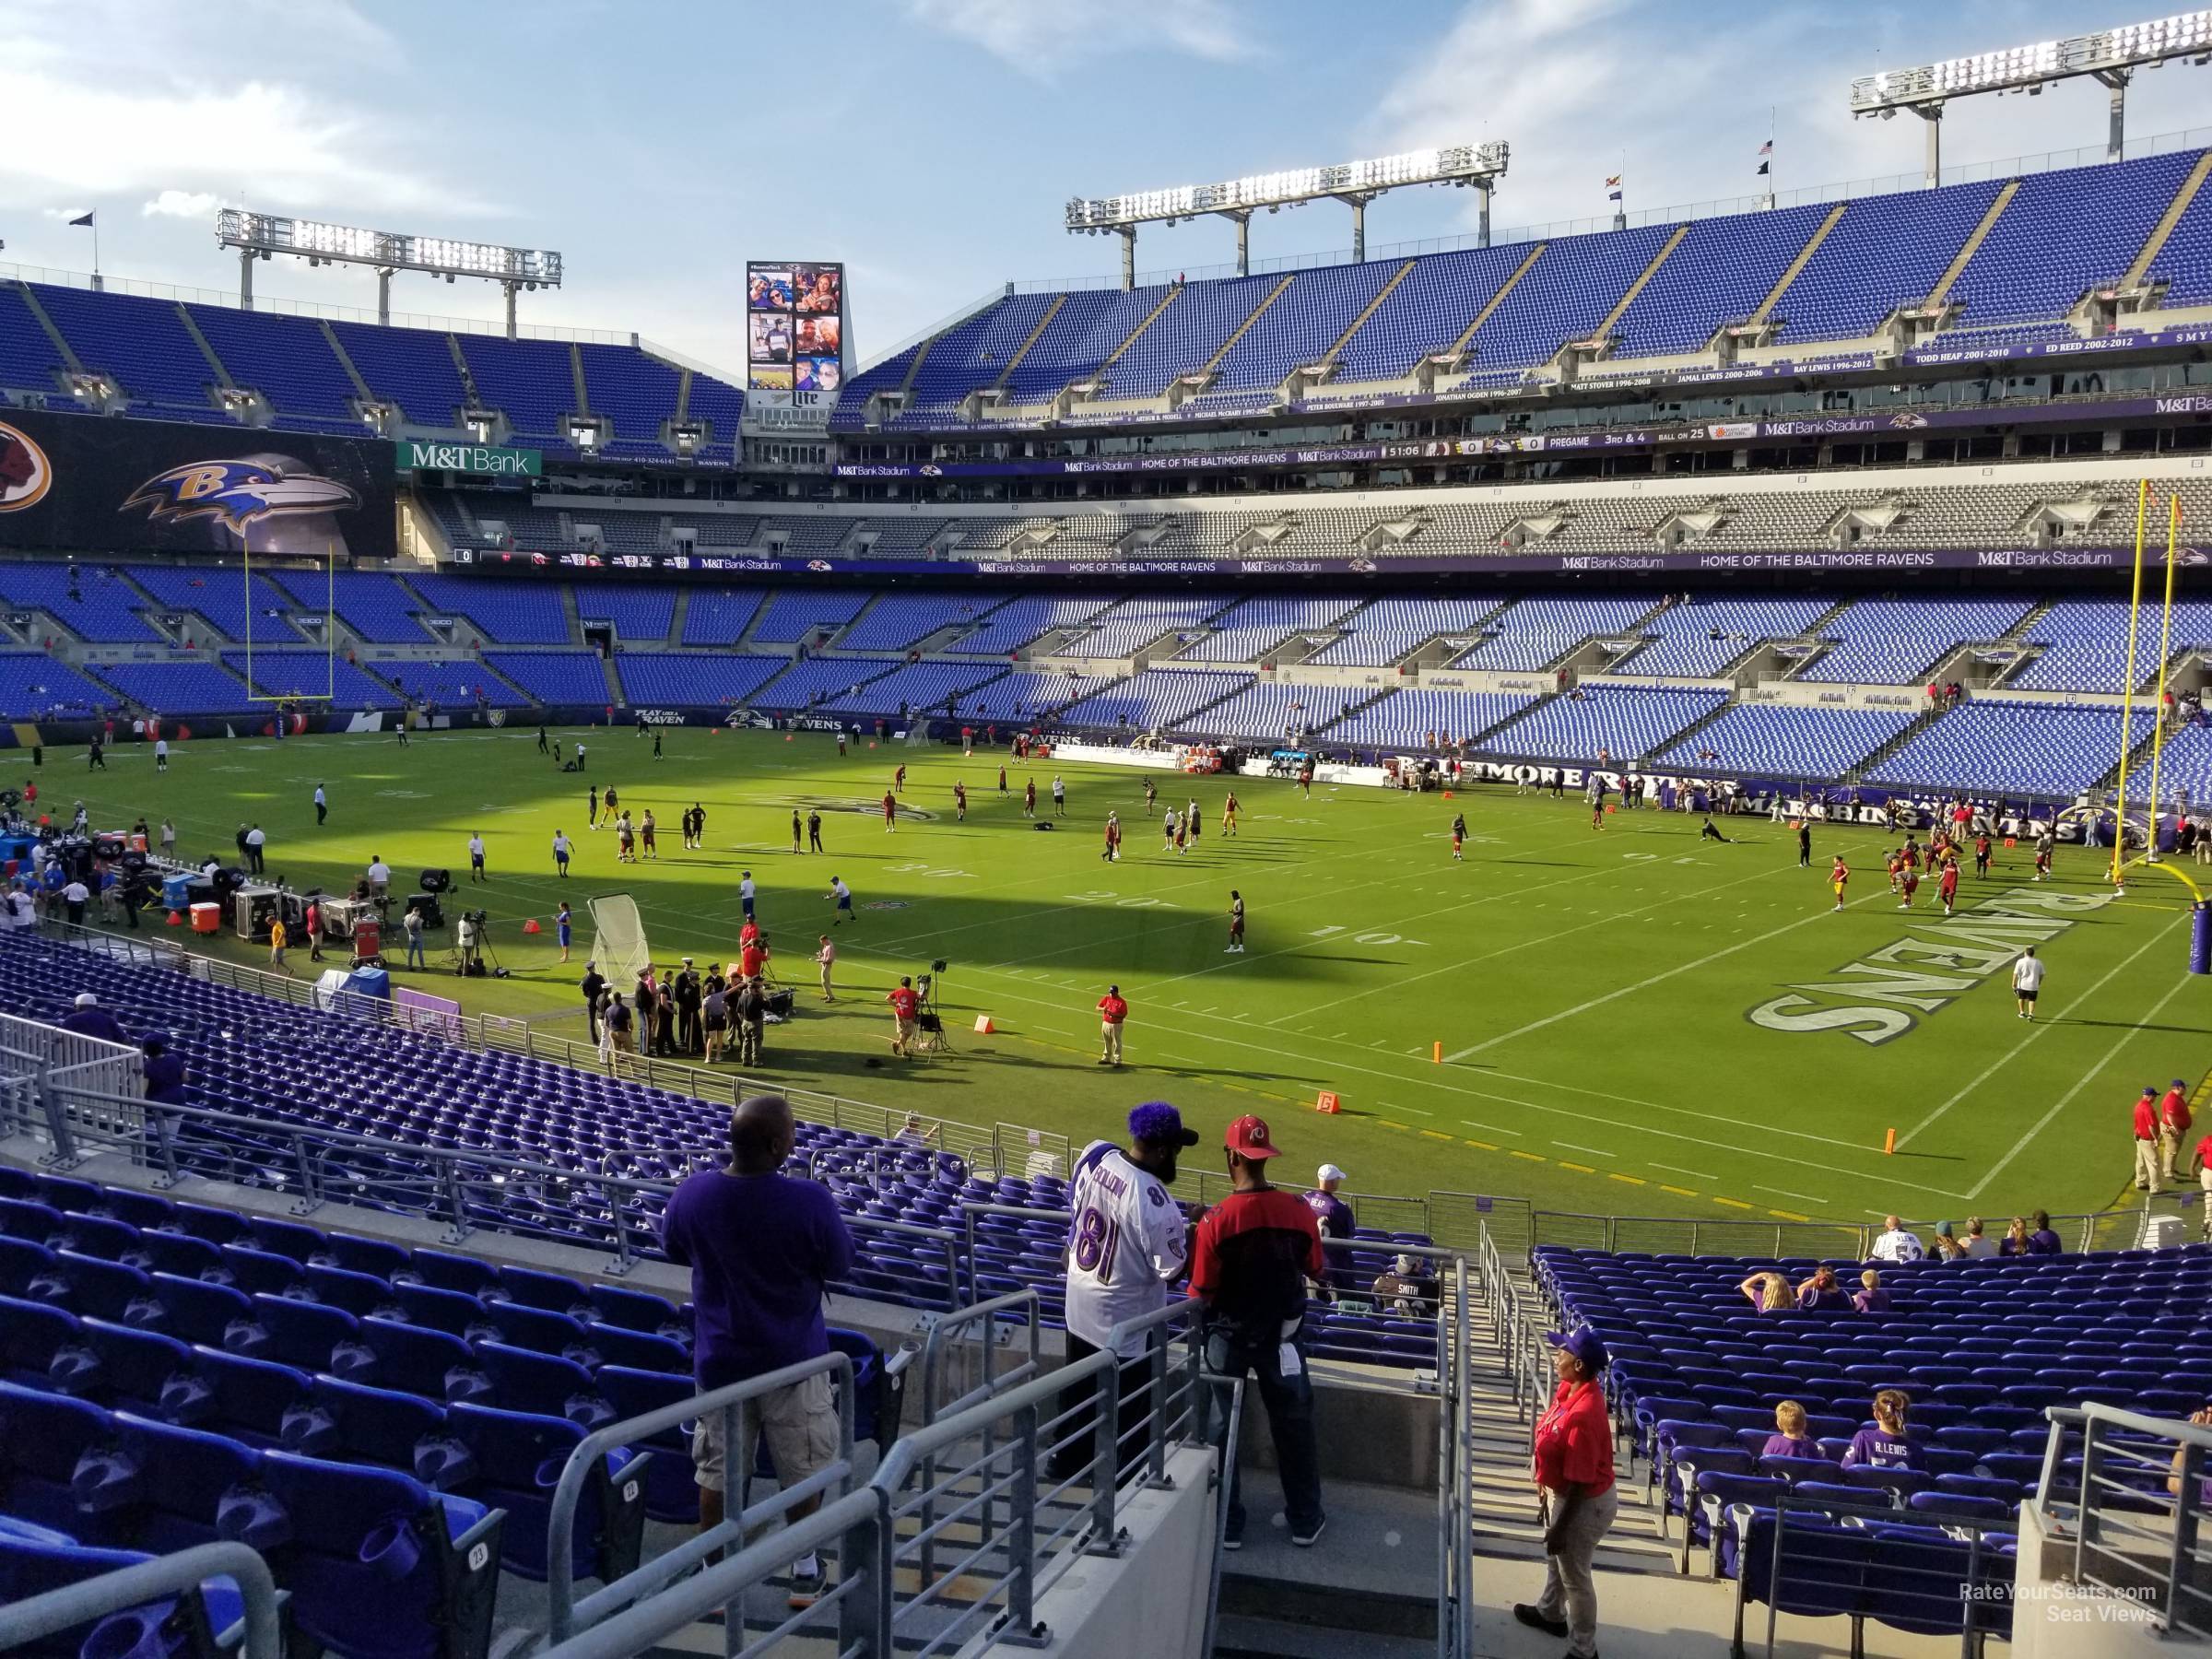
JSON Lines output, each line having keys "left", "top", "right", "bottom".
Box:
{"left": 443, "top": 1401, "right": 645, "bottom": 1583}
{"left": 255, "top": 1448, "right": 503, "bottom": 1659}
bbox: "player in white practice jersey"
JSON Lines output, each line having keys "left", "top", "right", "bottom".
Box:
{"left": 1050, "top": 1100, "right": 1199, "bottom": 1479}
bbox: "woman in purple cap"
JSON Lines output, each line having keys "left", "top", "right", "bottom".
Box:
{"left": 1516, "top": 1325, "right": 1617, "bottom": 1658}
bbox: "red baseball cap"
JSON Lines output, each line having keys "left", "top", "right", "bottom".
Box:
{"left": 1224, "top": 1114, "right": 1279, "bottom": 1160}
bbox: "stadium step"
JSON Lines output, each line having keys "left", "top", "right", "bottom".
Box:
{"left": 2122, "top": 147, "right": 2212, "bottom": 290}
{"left": 1925, "top": 179, "right": 2020, "bottom": 307}
{"left": 568, "top": 342, "right": 591, "bottom": 417}
{"left": 1588, "top": 223, "right": 1692, "bottom": 344}
{"left": 1200, "top": 275, "right": 1298, "bottom": 382}
{"left": 174, "top": 303, "right": 235, "bottom": 393}
{"left": 1455, "top": 1293, "right": 1677, "bottom": 1580}
{"left": 559, "top": 582, "right": 586, "bottom": 648}
{"left": 994, "top": 292, "right": 1068, "bottom": 388}
{"left": 1441, "top": 241, "right": 1547, "bottom": 364}
{"left": 1850, "top": 704, "right": 1947, "bottom": 782}
{"left": 1216, "top": 1477, "right": 1440, "bottom": 1653}
{"left": 669, "top": 586, "right": 693, "bottom": 649}
{"left": 1098, "top": 283, "right": 1187, "bottom": 377}
{"left": 320, "top": 319, "right": 378, "bottom": 406}
{"left": 8, "top": 280, "right": 86, "bottom": 377}
{"left": 1747, "top": 201, "right": 1849, "bottom": 327}
{"left": 1316, "top": 259, "right": 1419, "bottom": 370}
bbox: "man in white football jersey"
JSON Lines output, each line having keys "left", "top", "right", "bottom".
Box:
{"left": 1051, "top": 1100, "right": 1199, "bottom": 1482}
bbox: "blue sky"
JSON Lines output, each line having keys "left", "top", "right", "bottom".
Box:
{"left": 3, "top": 1, "right": 2206, "bottom": 378}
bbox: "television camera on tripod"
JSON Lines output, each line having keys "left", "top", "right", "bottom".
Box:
{"left": 912, "top": 959, "right": 951, "bottom": 1054}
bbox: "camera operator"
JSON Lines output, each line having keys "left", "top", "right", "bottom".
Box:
{"left": 454, "top": 909, "right": 483, "bottom": 976}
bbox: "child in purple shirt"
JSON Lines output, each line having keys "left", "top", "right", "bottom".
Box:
{"left": 1759, "top": 1400, "right": 1828, "bottom": 1462}
{"left": 1852, "top": 1268, "right": 1891, "bottom": 1313}
{"left": 1841, "top": 1390, "right": 1919, "bottom": 1469}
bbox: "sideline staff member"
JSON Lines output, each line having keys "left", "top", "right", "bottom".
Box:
{"left": 1516, "top": 1326, "right": 1618, "bottom": 1659}
{"left": 1097, "top": 984, "right": 1128, "bottom": 1066}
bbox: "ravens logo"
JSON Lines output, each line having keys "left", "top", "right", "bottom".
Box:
{"left": 122, "top": 454, "right": 358, "bottom": 534}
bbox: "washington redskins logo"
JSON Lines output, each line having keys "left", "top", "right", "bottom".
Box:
{"left": 0, "top": 421, "right": 53, "bottom": 513}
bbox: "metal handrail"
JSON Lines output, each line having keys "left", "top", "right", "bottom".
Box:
{"left": 536, "top": 1488, "right": 885, "bottom": 1659}
{"left": 545, "top": 1351, "right": 855, "bottom": 1644}
{"left": 2034, "top": 1401, "right": 2212, "bottom": 1638}
{"left": 0, "top": 1541, "right": 283, "bottom": 1659}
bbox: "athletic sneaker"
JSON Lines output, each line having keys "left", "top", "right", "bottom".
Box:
{"left": 1290, "top": 1515, "right": 1327, "bottom": 1548}
{"left": 786, "top": 1551, "right": 826, "bottom": 1610}
{"left": 1221, "top": 1533, "right": 1241, "bottom": 1552}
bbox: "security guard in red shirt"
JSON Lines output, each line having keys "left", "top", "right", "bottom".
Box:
{"left": 1097, "top": 985, "right": 1128, "bottom": 1066}
{"left": 1516, "top": 1326, "right": 1617, "bottom": 1656}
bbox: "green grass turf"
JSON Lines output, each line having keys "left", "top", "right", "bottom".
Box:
{"left": 52, "top": 724, "right": 2210, "bottom": 1228}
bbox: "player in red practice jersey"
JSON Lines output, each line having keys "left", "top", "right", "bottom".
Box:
{"left": 1830, "top": 855, "right": 1850, "bottom": 913}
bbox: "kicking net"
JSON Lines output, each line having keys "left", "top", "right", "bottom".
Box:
{"left": 587, "top": 893, "right": 652, "bottom": 982}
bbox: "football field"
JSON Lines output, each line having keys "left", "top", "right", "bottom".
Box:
{"left": 57, "top": 723, "right": 2212, "bottom": 1228}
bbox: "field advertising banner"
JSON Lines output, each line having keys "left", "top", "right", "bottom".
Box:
{"left": 0, "top": 407, "right": 395, "bottom": 559}
{"left": 746, "top": 260, "right": 843, "bottom": 400}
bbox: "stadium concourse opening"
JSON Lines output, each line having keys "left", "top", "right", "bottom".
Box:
{"left": 10, "top": 8, "right": 2212, "bottom": 1653}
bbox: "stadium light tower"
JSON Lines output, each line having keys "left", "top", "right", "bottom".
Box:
{"left": 214, "top": 210, "right": 564, "bottom": 336}
{"left": 1850, "top": 12, "right": 2212, "bottom": 187}
{"left": 1065, "top": 144, "right": 1509, "bottom": 288}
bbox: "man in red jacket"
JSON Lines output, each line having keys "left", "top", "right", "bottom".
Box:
{"left": 2160, "top": 1077, "right": 2194, "bottom": 1183}
{"left": 2134, "top": 1087, "right": 2163, "bottom": 1192}
{"left": 1189, "top": 1114, "right": 1325, "bottom": 1550}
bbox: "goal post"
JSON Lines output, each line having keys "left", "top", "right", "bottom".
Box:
{"left": 587, "top": 893, "right": 653, "bottom": 982}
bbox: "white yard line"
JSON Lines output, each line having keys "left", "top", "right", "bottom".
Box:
{"left": 1965, "top": 967, "right": 2200, "bottom": 1203}
{"left": 1445, "top": 890, "right": 1888, "bottom": 1062}
{"left": 1653, "top": 1162, "right": 1720, "bottom": 1182}
{"left": 1278, "top": 860, "right": 1794, "bottom": 1026}
{"left": 1756, "top": 1184, "right": 1830, "bottom": 1206}
{"left": 1896, "top": 919, "right": 2182, "bottom": 1149}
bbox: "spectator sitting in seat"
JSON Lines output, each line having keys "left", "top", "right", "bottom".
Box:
{"left": 1997, "top": 1216, "right": 2034, "bottom": 1258}
{"left": 1760, "top": 1401, "right": 1827, "bottom": 1462}
{"left": 1737, "top": 1271, "right": 1792, "bottom": 1312}
{"left": 1794, "top": 1264, "right": 1853, "bottom": 1313}
{"left": 2026, "top": 1209, "right": 2064, "bottom": 1256}
{"left": 1959, "top": 1215, "right": 2000, "bottom": 1258}
{"left": 1852, "top": 1269, "right": 1890, "bottom": 1314}
{"left": 1372, "top": 1253, "right": 1440, "bottom": 1317}
{"left": 1868, "top": 1215, "right": 1924, "bottom": 1264}
{"left": 1842, "top": 1390, "right": 1919, "bottom": 1470}
{"left": 1930, "top": 1220, "right": 1968, "bottom": 1263}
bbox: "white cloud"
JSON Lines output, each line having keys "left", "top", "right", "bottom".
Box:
{"left": 900, "top": 0, "right": 1253, "bottom": 76}
{"left": 0, "top": 0, "right": 500, "bottom": 219}
{"left": 142, "top": 191, "right": 220, "bottom": 220}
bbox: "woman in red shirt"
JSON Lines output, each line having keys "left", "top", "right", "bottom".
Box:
{"left": 1515, "top": 1326, "right": 1618, "bottom": 1659}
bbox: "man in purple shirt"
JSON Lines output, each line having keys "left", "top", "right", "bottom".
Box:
{"left": 1304, "top": 1163, "right": 1356, "bottom": 1294}
{"left": 662, "top": 1093, "right": 854, "bottom": 1608}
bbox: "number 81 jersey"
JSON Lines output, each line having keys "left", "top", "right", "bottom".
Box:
{"left": 1064, "top": 1140, "right": 1191, "bottom": 1357}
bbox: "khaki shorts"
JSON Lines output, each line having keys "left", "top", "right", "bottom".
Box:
{"left": 691, "top": 1371, "right": 837, "bottom": 1495}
